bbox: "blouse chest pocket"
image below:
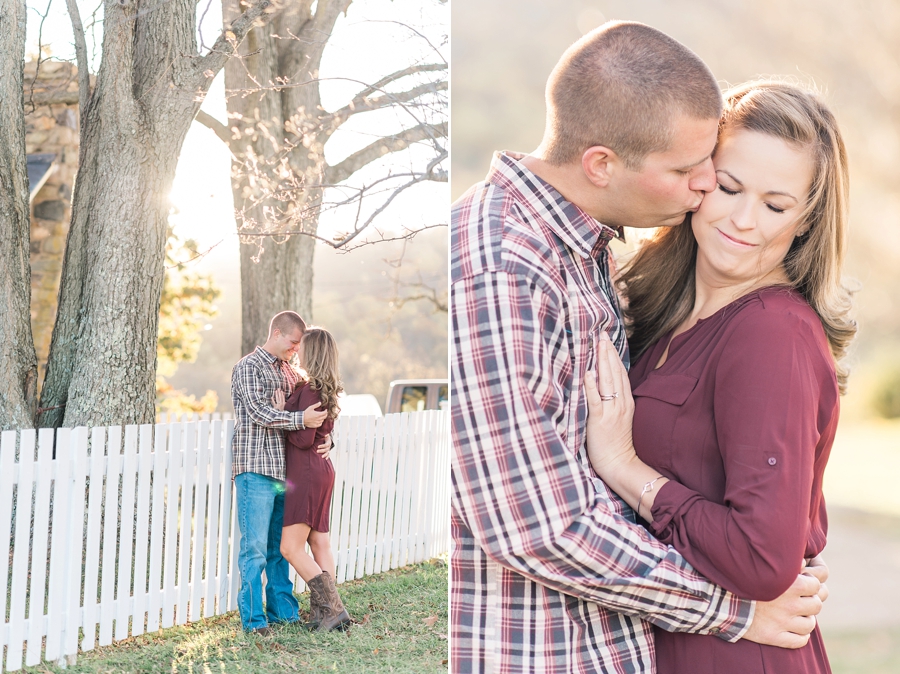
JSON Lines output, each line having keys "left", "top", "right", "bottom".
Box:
{"left": 631, "top": 373, "right": 700, "bottom": 471}
{"left": 632, "top": 373, "right": 698, "bottom": 405}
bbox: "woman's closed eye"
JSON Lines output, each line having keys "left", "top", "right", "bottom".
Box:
{"left": 717, "top": 182, "right": 739, "bottom": 196}
{"left": 717, "top": 182, "right": 788, "bottom": 214}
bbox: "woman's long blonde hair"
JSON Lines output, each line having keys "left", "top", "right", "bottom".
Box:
{"left": 300, "top": 327, "right": 343, "bottom": 418}
{"left": 619, "top": 80, "right": 857, "bottom": 392}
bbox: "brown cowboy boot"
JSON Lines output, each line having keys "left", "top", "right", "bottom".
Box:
{"left": 309, "top": 571, "right": 351, "bottom": 632}
{"left": 303, "top": 581, "right": 324, "bottom": 631}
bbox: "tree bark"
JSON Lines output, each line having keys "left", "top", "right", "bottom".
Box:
{"left": 40, "top": 0, "right": 274, "bottom": 428}
{"left": 0, "top": 0, "right": 38, "bottom": 430}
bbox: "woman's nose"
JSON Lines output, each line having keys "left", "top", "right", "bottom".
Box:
{"left": 731, "top": 200, "right": 756, "bottom": 230}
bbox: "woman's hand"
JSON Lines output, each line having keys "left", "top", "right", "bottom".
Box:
{"left": 583, "top": 332, "right": 667, "bottom": 520}
{"left": 584, "top": 332, "right": 637, "bottom": 478}
{"left": 272, "top": 389, "right": 286, "bottom": 411}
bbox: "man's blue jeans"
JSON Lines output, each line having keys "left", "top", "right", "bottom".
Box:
{"left": 234, "top": 472, "right": 299, "bottom": 631}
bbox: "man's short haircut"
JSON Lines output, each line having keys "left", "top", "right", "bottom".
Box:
{"left": 268, "top": 311, "right": 307, "bottom": 339}
{"left": 543, "top": 21, "right": 722, "bottom": 169}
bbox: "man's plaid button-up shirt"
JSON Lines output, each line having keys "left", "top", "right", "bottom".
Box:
{"left": 231, "top": 346, "right": 305, "bottom": 480}
{"left": 450, "top": 152, "right": 753, "bottom": 674}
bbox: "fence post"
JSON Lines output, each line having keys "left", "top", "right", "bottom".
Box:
{"left": 132, "top": 424, "right": 154, "bottom": 636}
{"left": 80, "top": 427, "right": 107, "bottom": 651}
{"left": 62, "top": 428, "right": 89, "bottom": 665}
{"left": 146, "top": 423, "right": 169, "bottom": 633}
{"left": 0, "top": 431, "right": 17, "bottom": 672}
{"left": 44, "top": 429, "right": 68, "bottom": 664}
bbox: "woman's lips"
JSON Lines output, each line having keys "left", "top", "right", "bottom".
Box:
{"left": 716, "top": 228, "right": 756, "bottom": 248}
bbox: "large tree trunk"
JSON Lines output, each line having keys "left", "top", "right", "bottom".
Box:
{"left": 40, "top": 0, "right": 272, "bottom": 428}
{"left": 0, "top": 0, "right": 38, "bottom": 430}
{"left": 224, "top": 0, "right": 350, "bottom": 356}
{"left": 239, "top": 237, "right": 316, "bottom": 357}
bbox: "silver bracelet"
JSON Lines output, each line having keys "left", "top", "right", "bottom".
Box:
{"left": 636, "top": 476, "right": 665, "bottom": 520}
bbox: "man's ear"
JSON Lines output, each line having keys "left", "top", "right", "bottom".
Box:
{"left": 581, "top": 145, "right": 618, "bottom": 188}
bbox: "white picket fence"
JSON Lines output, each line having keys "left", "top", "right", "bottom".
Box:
{"left": 0, "top": 410, "right": 450, "bottom": 672}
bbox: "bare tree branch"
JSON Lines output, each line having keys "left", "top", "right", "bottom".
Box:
{"left": 363, "top": 19, "right": 448, "bottom": 66}
{"left": 330, "top": 150, "right": 447, "bottom": 248}
{"left": 237, "top": 221, "right": 447, "bottom": 251}
{"left": 392, "top": 287, "right": 448, "bottom": 313}
{"left": 328, "top": 63, "right": 447, "bottom": 128}
{"left": 31, "top": 88, "right": 79, "bottom": 106}
{"left": 328, "top": 76, "right": 447, "bottom": 128}
{"left": 64, "top": 0, "right": 92, "bottom": 118}
{"left": 195, "top": 109, "right": 234, "bottom": 147}
{"left": 195, "top": 0, "right": 275, "bottom": 79}
{"left": 325, "top": 121, "right": 448, "bottom": 184}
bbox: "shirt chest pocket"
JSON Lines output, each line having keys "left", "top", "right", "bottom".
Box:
{"left": 631, "top": 373, "right": 700, "bottom": 470}
{"left": 257, "top": 363, "right": 287, "bottom": 399}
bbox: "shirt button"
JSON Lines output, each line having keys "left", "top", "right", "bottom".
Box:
{"left": 768, "top": 457, "right": 777, "bottom": 466}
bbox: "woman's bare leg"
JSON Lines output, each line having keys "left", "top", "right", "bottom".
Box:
{"left": 280, "top": 523, "right": 322, "bottom": 582}
{"left": 308, "top": 529, "right": 336, "bottom": 580}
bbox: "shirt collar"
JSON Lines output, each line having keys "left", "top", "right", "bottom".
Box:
{"left": 255, "top": 346, "right": 279, "bottom": 364}
{"left": 486, "top": 151, "right": 625, "bottom": 259}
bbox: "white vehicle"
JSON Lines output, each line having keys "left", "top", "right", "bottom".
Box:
{"left": 385, "top": 379, "right": 448, "bottom": 414}
{"left": 337, "top": 393, "right": 383, "bottom": 417}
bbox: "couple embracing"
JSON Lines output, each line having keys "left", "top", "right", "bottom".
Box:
{"left": 230, "top": 311, "right": 353, "bottom": 635}
{"left": 451, "top": 20, "right": 853, "bottom": 674}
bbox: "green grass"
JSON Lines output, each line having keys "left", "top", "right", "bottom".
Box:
{"left": 24, "top": 559, "right": 448, "bottom": 674}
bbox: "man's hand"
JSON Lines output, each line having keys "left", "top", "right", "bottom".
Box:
{"left": 803, "top": 554, "right": 829, "bottom": 604}
{"left": 303, "top": 402, "right": 327, "bottom": 428}
{"left": 742, "top": 573, "right": 823, "bottom": 649}
{"left": 317, "top": 433, "right": 332, "bottom": 460}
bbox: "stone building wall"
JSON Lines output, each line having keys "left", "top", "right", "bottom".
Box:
{"left": 24, "top": 60, "right": 80, "bottom": 387}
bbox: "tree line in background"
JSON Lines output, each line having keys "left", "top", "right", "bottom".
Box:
{"left": 0, "top": 0, "right": 447, "bottom": 430}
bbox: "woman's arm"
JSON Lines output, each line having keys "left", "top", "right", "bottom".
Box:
{"left": 586, "top": 311, "right": 837, "bottom": 601}
{"left": 285, "top": 386, "right": 320, "bottom": 450}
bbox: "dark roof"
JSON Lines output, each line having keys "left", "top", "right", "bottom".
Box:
{"left": 27, "top": 153, "right": 57, "bottom": 201}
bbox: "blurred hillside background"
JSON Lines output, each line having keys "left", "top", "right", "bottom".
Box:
{"left": 452, "top": 1, "right": 900, "bottom": 672}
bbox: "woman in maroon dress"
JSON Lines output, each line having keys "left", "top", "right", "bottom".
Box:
{"left": 585, "top": 81, "right": 856, "bottom": 674}
{"left": 277, "top": 327, "right": 351, "bottom": 631}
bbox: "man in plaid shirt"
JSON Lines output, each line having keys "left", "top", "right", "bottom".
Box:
{"left": 231, "top": 310, "right": 329, "bottom": 633}
{"left": 451, "top": 22, "right": 826, "bottom": 673}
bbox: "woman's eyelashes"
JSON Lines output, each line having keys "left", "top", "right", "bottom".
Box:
{"left": 717, "top": 182, "right": 739, "bottom": 196}
{"left": 716, "top": 182, "right": 787, "bottom": 214}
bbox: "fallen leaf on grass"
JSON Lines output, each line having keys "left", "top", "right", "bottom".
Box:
{"left": 423, "top": 615, "right": 439, "bottom": 627}
{"left": 437, "top": 633, "right": 448, "bottom": 640}
{"left": 255, "top": 641, "right": 263, "bottom": 651}
{"left": 359, "top": 613, "right": 371, "bottom": 625}
{"left": 373, "top": 648, "right": 379, "bottom": 654}
{"left": 442, "top": 659, "right": 449, "bottom": 665}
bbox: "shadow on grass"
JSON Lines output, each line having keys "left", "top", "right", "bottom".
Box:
{"left": 25, "top": 559, "right": 448, "bottom": 674}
